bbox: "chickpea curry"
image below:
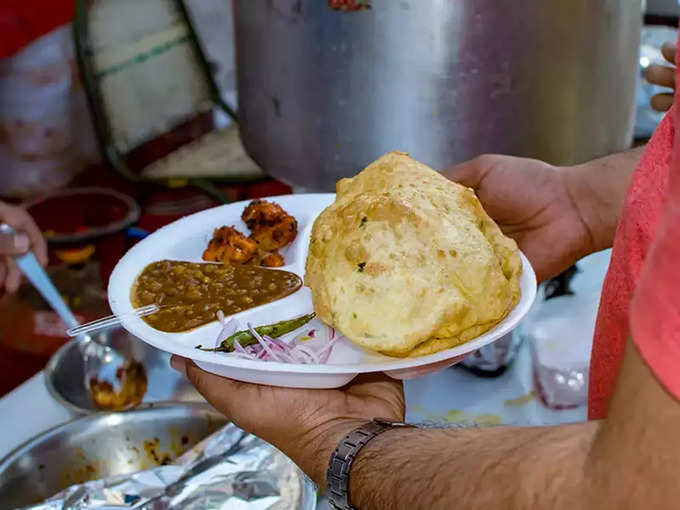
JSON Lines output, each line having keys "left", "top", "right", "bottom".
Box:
{"left": 132, "top": 260, "right": 302, "bottom": 332}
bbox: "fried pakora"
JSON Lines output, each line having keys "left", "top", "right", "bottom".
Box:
{"left": 203, "top": 200, "right": 297, "bottom": 267}
{"left": 259, "top": 251, "right": 285, "bottom": 267}
{"left": 242, "top": 200, "right": 287, "bottom": 229}
{"left": 202, "top": 226, "right": 258, "bottom": 264}
{"left": 242, "top": 200, "right": 298, "bottom": 251}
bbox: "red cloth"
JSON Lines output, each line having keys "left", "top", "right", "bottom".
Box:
{"left": 588, "top": 31, "right": 680, "bottom": 417}
{"left": 588, "top": 111, "right": 674, "bottom": 419}
{"left": 628, "top": 86, "right": 680, "bottom": 400}
{"left": 0, "top": 0, "right": 74, "bottom": 58}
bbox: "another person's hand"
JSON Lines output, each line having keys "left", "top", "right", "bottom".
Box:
{"left": 445, "top": 155, "right": 594, "bottom": 283}
{"left": 0, "top": 201, "right": 48, "bottom": 293}
{"left": 645, "top": 41, "right": 676, "bottom": 112}
{"left": 171, "top": 356, "right": 404, "bottom": 486}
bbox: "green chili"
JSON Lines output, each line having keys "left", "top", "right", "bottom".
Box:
{"left": 199, "top": 313, "right": 316, "bottom": 353}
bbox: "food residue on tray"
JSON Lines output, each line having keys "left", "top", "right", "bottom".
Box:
{"left": 132, "top": 260, "right": 302, "bottom": 332}
{"left": 144, "top": 437, "right": 173, "bottom": 465}
{"left": 89, "top": 360, "right": 148, "bottom": 410}
{"left": 203, "top": 199, "right": 297, "bottom": 267}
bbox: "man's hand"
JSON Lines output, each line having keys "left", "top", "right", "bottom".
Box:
{"left": 445, "top": 155, "right": 594, "bottom": 283}
{"left": 171, "top": 356, "right": 404, "bottom": 486}
{"left": 0, "top": 202, "right": 48, "bottom": 293}
{"left": 645, "top": 41, "right": 676, "bottom": 112}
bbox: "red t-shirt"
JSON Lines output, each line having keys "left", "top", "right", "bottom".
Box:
{"left": 629, "top": 105, "right": 680, "bottom": 399}
{"left": 589, "top": 46, "right": 680, "bottom": 418}
{"left": 588, "top": 111, "right": 673, "bottom": 419}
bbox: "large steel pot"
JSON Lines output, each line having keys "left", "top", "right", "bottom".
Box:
{"left": 235, "top": 0, "right": 643, "bottom": 190}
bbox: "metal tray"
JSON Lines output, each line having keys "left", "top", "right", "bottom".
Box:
{"left": 0, "top": 402, "right": 224, "bottom": 507}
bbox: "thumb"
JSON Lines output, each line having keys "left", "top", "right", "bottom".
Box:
{"left": 442, "top": 155, "right": 495, "bottom": 190}
{"left": 0, "top": 231, "right": 30, "bottom": 256}
{"left": 170, "top": 355, "right": 253, "bottom": 417}
{"left": 171, "top": 355, "right": 217, "bottom": 393}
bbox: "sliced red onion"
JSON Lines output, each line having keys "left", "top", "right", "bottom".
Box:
{"left": 214, "top": 316, "right": 239, "bottom": 348}
{"left": 233, "top": 338, "right": 248, "bottom": 354}
{"left": 264, "top": 336, "right": 290, "bottom": 350}
{"left": 291, "top": 344, "right": 321, "bottom": 364}
{"left": 317, "top": 336, "right": 339, "bottom": 363}
{"left": 216, "top": 320, "right": 344, "bottom": 365}
{"left": 247, "top": 323, "right": 289, "bottom": 362}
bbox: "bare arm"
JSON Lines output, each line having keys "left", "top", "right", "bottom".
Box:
{"left": 343, "top": 337, "right": 674, "bottom": 510}
{"left": 350, "top": 422, "right": 596, "bottom": 510}
{"left": 563, "top": 147, "right": 643, "bottom": 254}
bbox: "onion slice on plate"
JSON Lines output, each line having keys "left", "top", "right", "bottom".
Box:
{"left": 210, "top": 312, "right": 341, "bottom": 365}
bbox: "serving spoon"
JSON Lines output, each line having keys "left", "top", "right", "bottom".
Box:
{"left": 0, "top": 223, "right": 145, "bottom": 409}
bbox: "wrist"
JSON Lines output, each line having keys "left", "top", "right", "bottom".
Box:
{"left": 560, "top": 147, "right": 641, "bottom": 255}
{"left": 294, "top": 418, "right": 367, "bottom": 487}
{"left": 559, "top": 165, "right": 602, "bottom": 256}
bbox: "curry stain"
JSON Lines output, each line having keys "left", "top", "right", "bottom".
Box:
{"left": 444, "top": 409, "right": 468, "bottom": 422}
{"left": 59, "top": 458, "right": 108, "bottom": 487}
{"left": 504, "top": 391, "right": 536, "bottom": 408}
{"left": 143, "top": 437, "right": 173, "bottom": 466}
{"left": 411, "top": 405, "right": 438, "bottom": 420}
{"left": 472, "top": 414, "right": 502, "bottom": 426}
{"left": 412, "top": 406, "right": 502, "bottom": 426}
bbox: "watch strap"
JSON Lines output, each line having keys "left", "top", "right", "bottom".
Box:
{"left": 326, "top": 419, "right": 414, "bottom": 510}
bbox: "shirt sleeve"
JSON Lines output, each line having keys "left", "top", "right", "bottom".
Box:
{"left": 629, "top": 49, "right": 680, "bottom": 397}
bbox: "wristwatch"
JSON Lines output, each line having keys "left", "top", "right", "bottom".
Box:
{"left": 326, "top": 418, "right": 415, "bottom": 510}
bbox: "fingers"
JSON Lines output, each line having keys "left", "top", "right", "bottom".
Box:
{"left": 662, "top": 41, "right": 677, "bottom": 65}
{"left": 0, "top": 203, "right": 48, "bottom": 265}
{"left": 0, "top": 231, "right": 30, "bottom": 256}
{"left": 0, "top": 262, "right": 6, "bottom": 292}
{"left": 645, "top": 64, "right": 675, "bottom": 89}
{"left": 4, "top": 257, "right": 21, "bottom": 293}
{"left": 443, "top": 155, "right": 498, "bottom": 190}
{"left": 651, "top": 93, "right": 674, "bottom": 112}
{"left": 14, "top": 210, "right": 48, "bottom": 266}
{"left": 345, "top": 372, "right": 402, "bottom": 393}
{"left": 26, "top": 222, "right": 48, "bottom": 267}
{"left": 645, "top": 58, "right": 675, "bottom": 112}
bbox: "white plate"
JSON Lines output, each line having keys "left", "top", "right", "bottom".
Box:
{"left": 109, "top": 194, "right": 537, "bottom": 388}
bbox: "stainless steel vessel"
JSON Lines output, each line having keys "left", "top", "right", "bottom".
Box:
{"left": 235, "top": 0, "right": 643, "bottom": 190}
{"left": 45, "top": 326, "right": 204, "bottom": 414}
{"left": 0, "top": 403, "right": 225, "bottom": 508}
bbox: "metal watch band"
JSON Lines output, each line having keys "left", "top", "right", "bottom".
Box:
{"left": 326, "top": 419, "right": 414, "bottom": 510}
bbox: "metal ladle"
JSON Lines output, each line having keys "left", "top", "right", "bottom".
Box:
{"left": 0, "top": 223, "right": 143, "bottom": 409}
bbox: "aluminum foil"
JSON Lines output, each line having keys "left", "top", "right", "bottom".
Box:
{"left": 20, "top": 425, "right": 315, "bottom": 510}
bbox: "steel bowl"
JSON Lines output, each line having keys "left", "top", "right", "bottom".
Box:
{"left": 24, "top": 187, "right": 140, "bottom": 244}
{"left": 0, "top": 403, "right": 225, "bottom": 508}
{"left": 0, "top": 403, "right": 317, "bottom": 509}
{"left": 45, "top": 326, "right": 204, "bottom": 413}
